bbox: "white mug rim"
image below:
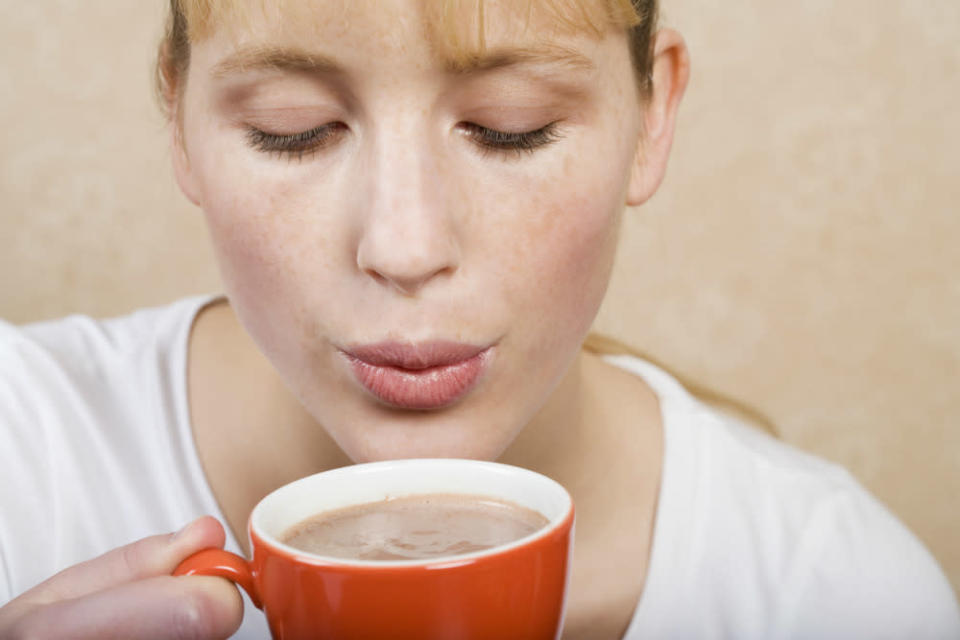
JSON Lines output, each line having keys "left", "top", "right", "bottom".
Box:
{"left": 249, "top": 458, "right": 574, "bottom": 569}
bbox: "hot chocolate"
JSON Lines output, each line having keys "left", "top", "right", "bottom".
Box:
{"left": 281, "top": 493, "right": 550, "bottom": 561}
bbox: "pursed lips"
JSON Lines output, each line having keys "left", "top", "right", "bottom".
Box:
{"left": 339, "top": 341, "right": 494, "bottom": 410}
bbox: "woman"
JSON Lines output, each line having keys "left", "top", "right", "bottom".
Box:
{"left": 1, "top": 0, "right": 957, "bottom": 637}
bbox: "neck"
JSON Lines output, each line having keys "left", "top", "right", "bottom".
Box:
{"left": 496, "top": 349, "right": 588, "bottom": 480}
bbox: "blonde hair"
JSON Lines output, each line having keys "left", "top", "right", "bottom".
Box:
{"left": 156, "top": 0, "right": 659, "bottom": 115}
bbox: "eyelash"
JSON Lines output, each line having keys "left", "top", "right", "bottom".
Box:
{"left": 459, "top": 122, "right": 563, "bottom": 156}
{"left": 245, "top": 121, "right": 562, "bottom": 159}
{"left": 246, "top": 124, "right": 345, "bottom": 160}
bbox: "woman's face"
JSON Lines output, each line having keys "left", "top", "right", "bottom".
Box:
{"left": 175, "top": 0, "right": 647, "bottom": 462}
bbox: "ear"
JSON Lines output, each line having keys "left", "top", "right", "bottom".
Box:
{"left": 626, "top": 28, "right": 690, "bottom": 207}
{"left": 171, "top": 116, "right": 201, "bottom": 207}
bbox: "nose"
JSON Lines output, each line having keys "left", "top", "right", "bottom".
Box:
{"left": 355, "top": 131, "right": 460, "bottom": 296}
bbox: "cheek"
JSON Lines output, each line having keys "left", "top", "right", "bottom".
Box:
{"left": 195, "top": 141, "right": 335, "bottom": 289}
{"left": 528, "top": 203, "right": 619, "bottom": 347}
{"left": 486, "top": 158, "right": 626, "bottom": 345}
{"left": 203, "top": 184, "right": 295, "bottom": 300}
{"left": 192, "top": 145, "right": 350, "bottom": 358}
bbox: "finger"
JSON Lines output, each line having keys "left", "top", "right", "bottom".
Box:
{"left": 23, "top": 516, "right": 227, "bottom": 605}
{"left": 15, "top": 575, "right": 243, "bottom": 640}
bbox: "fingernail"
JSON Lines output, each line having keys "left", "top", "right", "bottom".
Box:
{"left": 172, "top": 517, "right": 199, "bottom": 542}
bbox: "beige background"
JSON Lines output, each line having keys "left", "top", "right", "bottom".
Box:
{"left": 1, "top": 1, "right": 957, "bottom": 596}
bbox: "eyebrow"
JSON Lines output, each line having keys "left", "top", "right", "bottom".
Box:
{"left": 443, "top": 44, "right": 596, "bottom": 74}
{"left": 211, "top": 43, "right": 595, "bottom": 79}
{"left": 212, "top": 47, "right": 343, "bottom": 78}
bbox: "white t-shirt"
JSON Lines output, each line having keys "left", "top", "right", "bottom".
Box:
{"left": 1, "top": 296, "right": 958, "bottom": 639}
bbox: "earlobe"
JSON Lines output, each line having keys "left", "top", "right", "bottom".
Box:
{"left": 626, "top": 28, "right": 690, "bottom": 207}
{"left": 171, "top": 122, "right": 201, "bottom": 207}
{"left": 626, "top": 145, "right": 657, "bottom": 207}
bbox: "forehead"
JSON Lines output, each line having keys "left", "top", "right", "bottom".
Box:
{"left": 183, "top": 0, "right": 637, "bottom": 65}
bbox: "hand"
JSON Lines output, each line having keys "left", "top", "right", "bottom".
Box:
{"left": 0, "top": 516, "right": 243, "bottom": 639}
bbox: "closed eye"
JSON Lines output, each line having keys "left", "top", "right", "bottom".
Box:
{"left": 459, "top": 122, "right": 563, "bottom": 156}
{"left": 244, "top": 120, "right": 562, "bottom": 160}
{"left": 246, "top": 123, "right": 347, "bottom": 159}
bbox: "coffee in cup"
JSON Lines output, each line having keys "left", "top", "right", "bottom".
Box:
{"left": 281, "top": 493, "right": 550, "bottom": 561}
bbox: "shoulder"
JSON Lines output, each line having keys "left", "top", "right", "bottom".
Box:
{"left": 714, "top": 424, "right": 959, "bottom": 637}
{"left": 5, "top": 296, "right": 214, "bottom": 370}
{"left": 778, "top": 477, "right": 960, "bottom": 637}
{"left": 0, "top": 296, "right": 212, "bottom": 436}
{"left": 609, "top": 355, "right": 960, "bottom": 638}
{"left": 0, "top": 292, "right": 214, "bottom": 464}
{"left": 709, "top": 415, "right": 958, "bottom": 636}
{"left": 605, "top": 352, "right": 851, "bottom": 501}
{"left": 0, "top": 296, "right": 217, "bottom": 601}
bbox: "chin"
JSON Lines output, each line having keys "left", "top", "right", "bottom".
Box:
{"left": 349, "top": 441, "right": 506, "bottom": 465}
{"left": 339, "top": 416, "right": 515, "bottom": 465}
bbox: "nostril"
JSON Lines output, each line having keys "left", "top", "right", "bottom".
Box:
{"left": 356, "top": 235, "right": 460, "bottom": 296}
{"left": 364, "top": 263, "right": 455, "bottom": 296}
{"left": 363, "top": 269, "right": 390, "bottom": 288}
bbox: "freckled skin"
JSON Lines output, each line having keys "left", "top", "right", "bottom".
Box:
{"left": 175, "top": 0, "right": 645, "bottom": 463}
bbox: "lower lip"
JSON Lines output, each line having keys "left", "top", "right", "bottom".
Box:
{"left": 344, "top": 349, "right": 492, "bottom": 410}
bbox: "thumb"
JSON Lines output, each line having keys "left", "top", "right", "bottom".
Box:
{"left": 25, "top": 516, "right": 227, "bottom": 605}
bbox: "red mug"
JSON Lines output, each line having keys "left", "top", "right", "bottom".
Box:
{"left": 174, "top": 459, "right": 575, "bottom": 639}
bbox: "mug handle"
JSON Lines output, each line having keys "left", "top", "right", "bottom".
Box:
{"left": 173, "top": 549, "right": 263, "bottom": 609}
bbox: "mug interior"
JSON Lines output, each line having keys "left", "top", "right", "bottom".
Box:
{"left": 251, "top": 458, "right": 573, "bottom": 566}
